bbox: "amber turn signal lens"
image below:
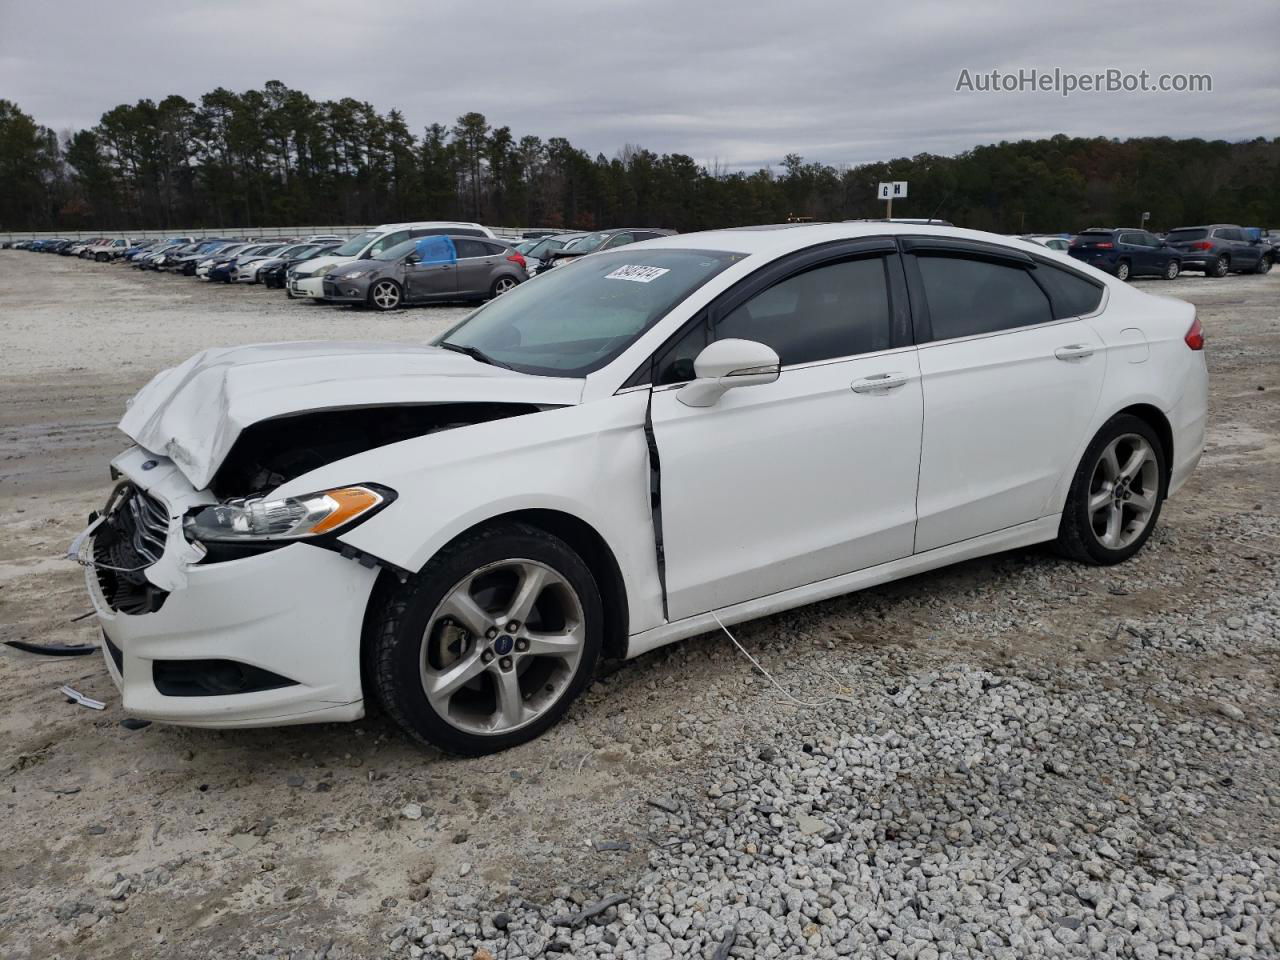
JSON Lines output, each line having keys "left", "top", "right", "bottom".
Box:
{"left": 310, "top": 487, "right": 385, "bottom": 534}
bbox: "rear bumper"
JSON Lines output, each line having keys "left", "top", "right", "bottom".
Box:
{"left": 1167, "top": 355, "right": 1208, "bottom": 498}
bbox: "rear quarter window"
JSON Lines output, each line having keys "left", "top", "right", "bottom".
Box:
{"left": 1032, "top": 263, "right": 1105, "bottom": 319}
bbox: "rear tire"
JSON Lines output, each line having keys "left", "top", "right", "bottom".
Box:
{"left": 1163, "top": 259, "right": 1180, "bottom": 280}
{"left": 1055, "top": 414, "right": 1167, "bottom": 566}
{"left": 369, "top": 523, "right": 603, "bottom": 755}
{"left": 1208, "top": 255, "right": 1228, "bottom": 278}
{"left": 1115, "top": 260, "right": 1131, "bottom": 282}
{"left": 1255, "top": 255, "right": 1273, "bottom": 275}
{"left": 490, "top": 276, "right": 518, "bottom": 298}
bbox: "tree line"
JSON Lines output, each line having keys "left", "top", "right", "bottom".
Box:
{"left": 1, "top": 82, "right": 1277, "bottom": 234}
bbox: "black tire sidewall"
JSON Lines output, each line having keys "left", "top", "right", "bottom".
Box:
{"left": 372, "top": 524, "right": 603, "bottom": 755}
{"left": 1059, "top": 414, "right": 1167, "bottom": 565}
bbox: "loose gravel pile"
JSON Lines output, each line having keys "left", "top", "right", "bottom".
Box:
{"left": 385, "top": 555, "right": 1279, "bottom": 960}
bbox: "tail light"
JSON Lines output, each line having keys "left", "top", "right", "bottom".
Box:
{"left": 1184, "top": 316, "right": 1204, "bottom": 351}
{"left": 507, "top": 252, "right": 527, "bottom": 270}
{"left": 1094, "top": 242, "right": 1114, "bottom": 250}
{"left": 1192, "top": 241, "right": 1213, "bottom": 251}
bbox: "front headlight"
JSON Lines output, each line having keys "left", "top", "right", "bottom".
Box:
{"left": 184, "top": 485, "right": 392, "bottom": 543}
{"left": 340, "top": 270, "right": 368, "bottom": 280}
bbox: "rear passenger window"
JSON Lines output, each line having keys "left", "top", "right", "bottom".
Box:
{"left": 916, "top": 255, "right": 1051, "bottom": 340}
{"left": 453, "top": 239, "right": 491, "bottom": 259}
{"left": 716, "top": 256, "right": 892, "bottom": 366}
{"left": 1032, "top": 263, "right": 1105, "bottom": 319}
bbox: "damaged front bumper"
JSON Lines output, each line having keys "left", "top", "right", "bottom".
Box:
{"left": 74, "top": 446, "right": 380, "bottom": 728}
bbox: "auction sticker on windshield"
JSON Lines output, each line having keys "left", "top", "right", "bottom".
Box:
{"left": 605, "top": 265, "right": 670, "bottom": 283}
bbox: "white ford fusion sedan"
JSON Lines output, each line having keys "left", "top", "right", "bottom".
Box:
{"left": 72, "top": 222, "right": 1207, "bottom": 754}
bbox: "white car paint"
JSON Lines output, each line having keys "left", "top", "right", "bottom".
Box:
{"left": 75, "top": 222, "right": 1207, "bottom": 731}
{"left": 287, "top": 221, "right": 495, "bottom": 299}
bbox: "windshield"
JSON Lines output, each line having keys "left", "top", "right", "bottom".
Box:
{"left": 435, "top": 248, "right": 741, "bottom": 376}
{"left": 1166, "top": 228, "right": 1208, "bottom": 242}
{"left": 570, "top": 232, "right": 612, "bottom": 254}
{"left": 527, "top": 237, "right": 567, "bottom": 259}
{"left": 332, "top": 231, "right": 381, "bottom": 257}
{"left": 373, "top": 239, "right": 418, "bottom": 261}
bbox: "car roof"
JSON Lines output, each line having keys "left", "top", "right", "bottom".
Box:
{"left": 372, "top": 221, "right": 487, "bottom": 231}
{"left": 632, "top": 221, "right": 1057, "bottom": 258}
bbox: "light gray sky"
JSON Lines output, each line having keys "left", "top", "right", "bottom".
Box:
{"left": 1, "top": 0, "right": 1275, "bottom": 169}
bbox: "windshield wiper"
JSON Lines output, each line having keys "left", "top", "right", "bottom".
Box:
{"left": 438, "top": 341, "right": 511, "bottom": 369}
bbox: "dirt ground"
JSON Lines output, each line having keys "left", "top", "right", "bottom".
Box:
{"left": 0, "top": 252, "right": 1276, "bottom": 959}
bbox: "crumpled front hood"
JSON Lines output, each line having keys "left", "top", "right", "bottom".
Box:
{"left": 119, "top": 341, "right": 584, "bottom": 489}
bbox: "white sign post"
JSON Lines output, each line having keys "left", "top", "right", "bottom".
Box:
{"left": 877, "top": 181, "right": 908, "bottom": 218}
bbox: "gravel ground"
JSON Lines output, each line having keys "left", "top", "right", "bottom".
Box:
{"left": 0, "top": 252, "right": 1276, "bottom": 960}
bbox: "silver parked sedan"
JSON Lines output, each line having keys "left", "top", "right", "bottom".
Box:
{"left": 323, "top": 236, "right": 529, "bottom": 311}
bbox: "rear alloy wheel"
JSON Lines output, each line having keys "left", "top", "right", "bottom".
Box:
{"left": 491, "top": 276, "right": 518, "bottom": 298}
{"left": 369, "top": 279, "right": 403, "bottom": 311}
{"left": 1163, "top": 259, "right": 1180, "bottom": 280}
{"left": 1255, "top": 256, "right": 1273, "bottom": 275}
{"left": 1115, "top": 260, "right": 1131, "bottom": 282}
{"left": 1056, "top": 414, "right": 1166, "bottom": 565}
{"left": 1209, "top": 255, "right": 1229, "bottom": 278}
{"left": 370, "top": 523, "right": 602, "bottom": 755}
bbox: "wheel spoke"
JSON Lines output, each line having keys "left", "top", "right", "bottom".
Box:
{"left": 1104, "top": 503, "right": 1123, "bottom": 547}
{"left": 524, "top": 623, "right": 584, "bottom": 659}
{"left": 423, "top": 651, "right": 487, "bottom": 707}
{"left": 1129, "top": 490, "right": 1155, "bottom": 512}
{"left": 1118, "top": 444, "right": 1150, "bottom": 481}
{"left": 1089, "top": 488, "right": 1112, "bottom": 513}
{"left": 507, "top": 563, "right": 549, "bottom": 623}
{"left": 492, "top": 667, "right": 527, "bottom": 730}
{"left": 1100, "top": 445, "right": 1121, "bottom": 482}
{"left": 438, "top": 584, "right": 492, "bottom": 637}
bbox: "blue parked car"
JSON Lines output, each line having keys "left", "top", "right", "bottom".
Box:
{"left": 1068, "top": 228, "right": 1182, "bottom": 281}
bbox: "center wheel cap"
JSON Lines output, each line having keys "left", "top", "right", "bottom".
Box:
{"left": 493, "top": 635, "right": 515, "bottom": 656}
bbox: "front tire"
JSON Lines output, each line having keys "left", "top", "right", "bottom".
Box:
{"left": 1163, "top": 259, "right": 1180, "bottom": 280}
{"left": 369, "top": 523, "right": 603, "bottom": 755}
{"left": 1056, "top": 414, "right": 1167, "bottom": 565}
{"left": 369, "top": 279, "right": 403, "bottom": 311}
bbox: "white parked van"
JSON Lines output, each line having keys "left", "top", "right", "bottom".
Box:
{"left": 287, "top": 222, "right": 495, "bottom": 300}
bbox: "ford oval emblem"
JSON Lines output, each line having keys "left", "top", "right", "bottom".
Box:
{"left": 141, "top": 460, "right": 158, "bottom": 471}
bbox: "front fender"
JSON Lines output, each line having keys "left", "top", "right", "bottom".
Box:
{"left": 270, "top": 391, "right": 666, "bottom": 634}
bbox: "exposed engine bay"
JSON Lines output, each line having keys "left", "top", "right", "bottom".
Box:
{"left": 209, "top": 402, "right": 541, "bottom": 499}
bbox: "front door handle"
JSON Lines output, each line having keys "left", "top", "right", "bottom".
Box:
{"left": 852, "top": 372, "right": 909, "bottom": 394}
{"left": 1054, "top": 344, "right": 1095, "bottom": 361}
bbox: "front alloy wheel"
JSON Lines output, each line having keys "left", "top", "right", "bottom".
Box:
{"left": 369, "top": 279, "right": 402, "bottom": 311}
{"left": 370, "top": 523, "right": 602, "bottom": 754}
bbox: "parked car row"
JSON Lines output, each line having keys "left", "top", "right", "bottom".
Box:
{"left": 1014, "top": 223, "right": 1274, "bottom": 281}
{"left": 6, "top": 221, "right": 680, "bottom": 311}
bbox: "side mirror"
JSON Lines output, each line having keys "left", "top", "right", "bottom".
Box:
{"left": 677, "top": 339, "right": 780, "bottom": 408}
{"left": 405, "top": 253, "right": 422, "bottom": 264}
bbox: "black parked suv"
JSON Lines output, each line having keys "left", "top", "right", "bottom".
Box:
{"left": 1067, "top": 228, "right": 1181, "bottom": 281}
{"left": 1164, "top": 224, "right": 1273, "bottom": 277}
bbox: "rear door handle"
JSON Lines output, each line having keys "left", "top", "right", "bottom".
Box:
{"left": 1054, "top": 344, "right": 1095, "bottom": 361}
{"left": 852, "top": 372, "right": 909, "bottom": 394}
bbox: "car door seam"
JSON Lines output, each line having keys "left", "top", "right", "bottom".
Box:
{"left": 643, "top": 387, "right": 670, "bottom": 621}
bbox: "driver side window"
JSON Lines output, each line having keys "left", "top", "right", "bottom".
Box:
{"left": 649, "top": 255, "right": 893, "bottom": 385}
